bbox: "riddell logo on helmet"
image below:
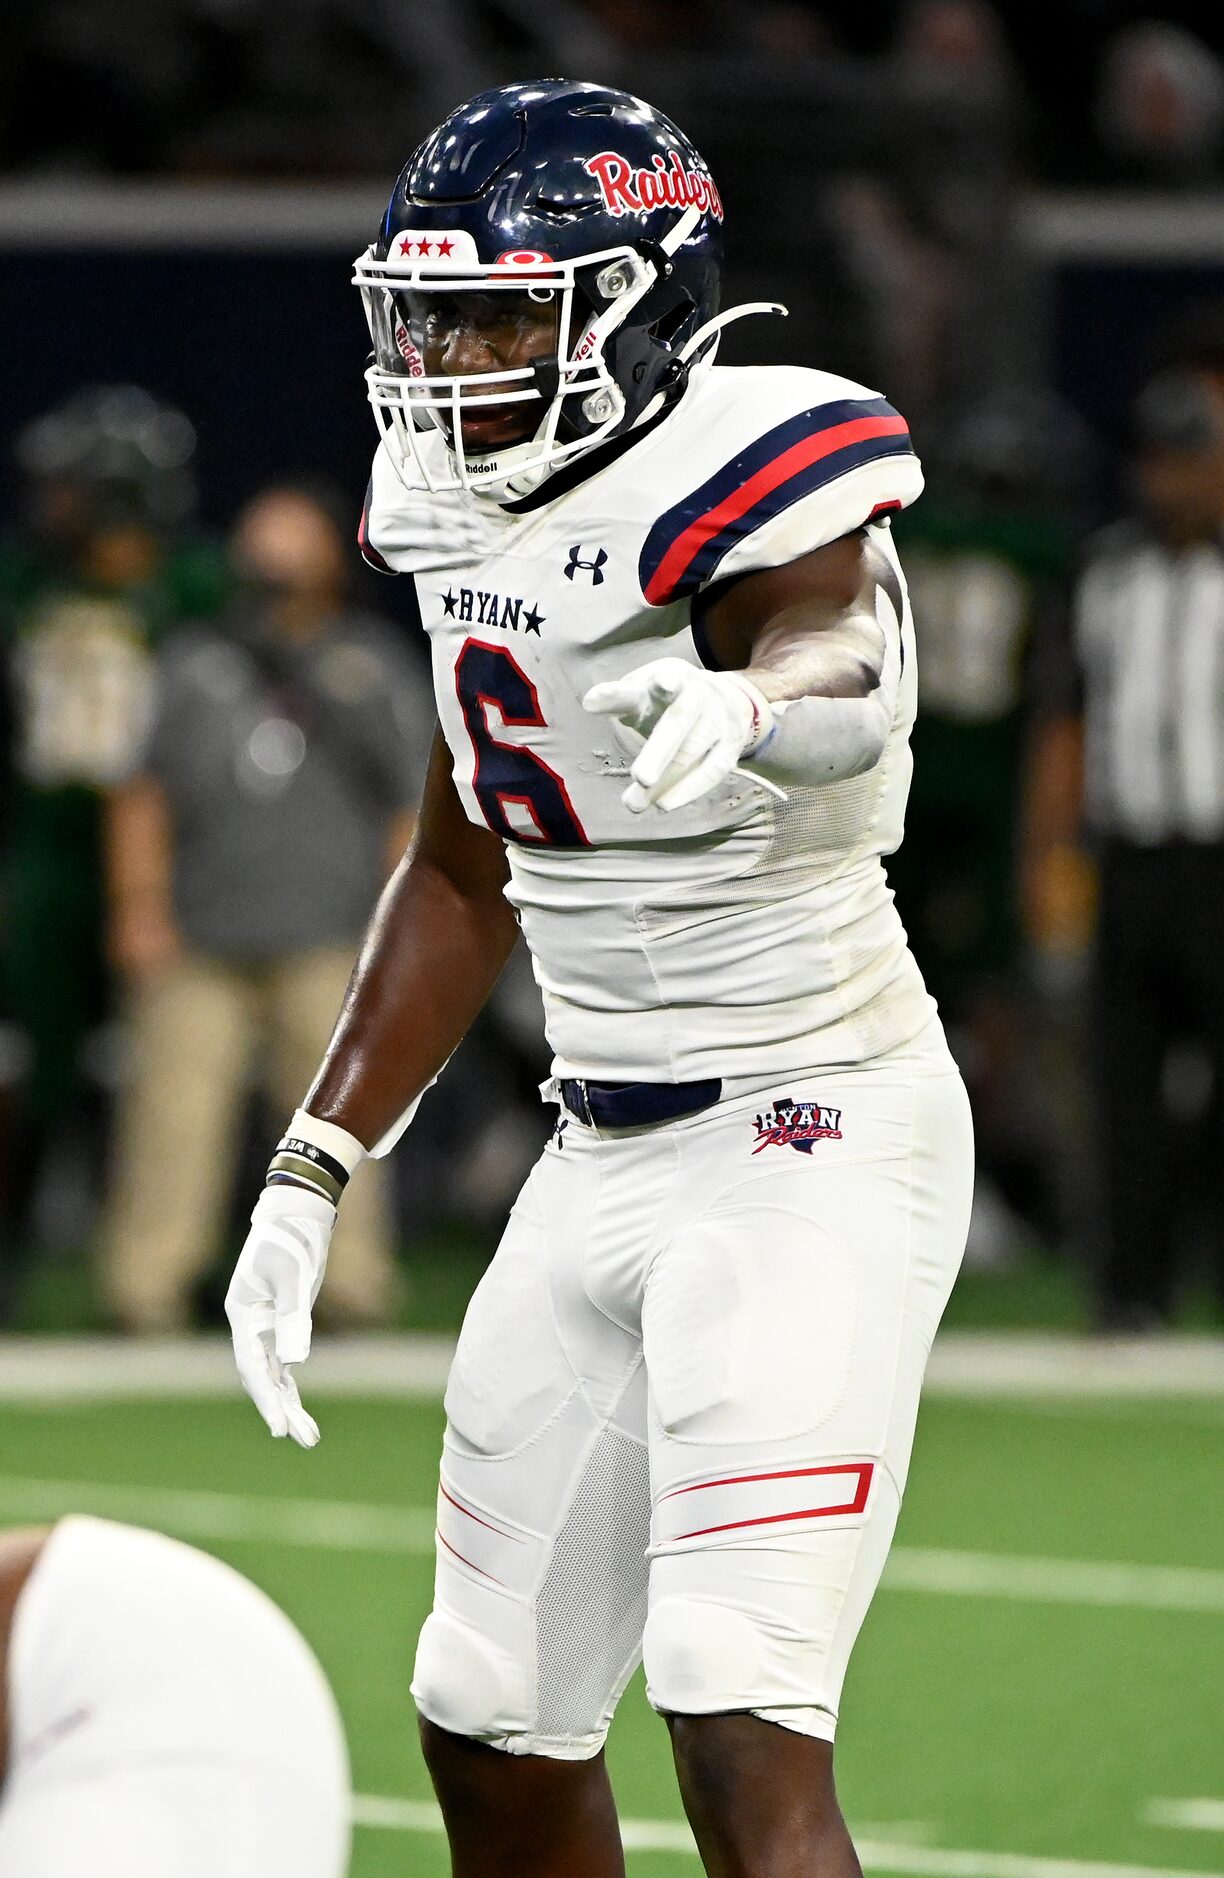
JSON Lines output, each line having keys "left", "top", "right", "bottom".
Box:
{"left": 393, "top": 322, "right": 426, "bottom": 377}
{"left": 584, "top": 151, "right": 724, "bottom": 221}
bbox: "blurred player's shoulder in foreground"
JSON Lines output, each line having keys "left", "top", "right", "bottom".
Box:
{"left": 0, "top": 1516, "right": 350, "bottom": 1878}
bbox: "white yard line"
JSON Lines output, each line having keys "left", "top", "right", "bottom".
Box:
{"left": 925, "top": 1333, "right": 1224, "bottom": 1399}
{"left": 352, "top": 1792, "right": 701, "bottom": 1852}
{"left": 0, "top": 1476, "right": 1223, "bottom": 1618}
{"left": 0, "top": 1475, "right": 435, "bottom": 1553}
{"left": 885, "top": 1548, "right": 1224, "bottom": 1615}
{"left": 0, "top": 1333, "right": 453, "bottom": 1401}
{"left": 350, "top": 1795, "right": 1224, "bottom": 1878}
{"left": 4, "top": 1332, "right": 1224, "bottom": 1403}
{"left": 1146, "top": 1800, "right": 1224, "bottom": 1832}
{"left": 352, "top": 1795, "right": 922, "bottom": 1856}
{"left": 854, "top": 1852, "right": 1224, "bottom": 1878}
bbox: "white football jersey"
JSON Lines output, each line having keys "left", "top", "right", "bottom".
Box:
{"left": 363, "top": 359, "right": 935, "bottom": 1081}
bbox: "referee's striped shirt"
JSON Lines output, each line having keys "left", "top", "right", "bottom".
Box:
{"left": 1073, "top": 521, "right": 1224, "bottom": 843}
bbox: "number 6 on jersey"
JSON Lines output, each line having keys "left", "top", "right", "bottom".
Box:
{"left": 454, "top": 639, "right": 590, "bottom": 847}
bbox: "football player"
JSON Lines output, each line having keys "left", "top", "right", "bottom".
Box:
{"left": 227, "top": 79, "right": 973, "bottom": 1877}
{"left": 0, "top": 1517, "right": 349, "bottom": 1874}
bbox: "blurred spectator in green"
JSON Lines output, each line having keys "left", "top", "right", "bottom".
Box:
{"left": 0, "top": 387, "right": 226, "bottom": 1317}
{"left": 0, "top": 650, "right": 19, "bottom": 1312}
{"left": 1023, "top": 365, "right": 1224, "bottom": 1329}
{"left": 100, "top": 483, "right": 432, "bottom": 1334}
{"left": 892, "top": 388, "right": 1087, "bottom": 1263}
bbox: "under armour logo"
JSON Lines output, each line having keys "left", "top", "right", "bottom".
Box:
{"left": 565, "top": 545, "right": 608, "bottom": 585}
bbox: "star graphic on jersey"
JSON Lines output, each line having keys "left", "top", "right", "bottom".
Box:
{"left": 523, "top": 604, "right": 545, "bottom": 635}
{"left": 441, "top": 588, "right": 458, "bottom": 616}
{"left": 435, "top": 237, "right": 455, "bottom": 257}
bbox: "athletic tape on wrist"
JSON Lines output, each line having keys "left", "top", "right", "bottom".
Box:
{"left": 723, "top": 673, "right": 775, "bottom": 755}
{"left": 265, "top": 1108, "right": 367, "bottom": 1207}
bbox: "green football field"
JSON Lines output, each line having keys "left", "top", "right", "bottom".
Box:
{"left": 2, "top": 1348, "right": 1224, "bottom": 1876}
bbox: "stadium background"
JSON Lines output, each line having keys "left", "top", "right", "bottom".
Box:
{"left": 3, "top": 2, "right": 1224, "bottom": 1872}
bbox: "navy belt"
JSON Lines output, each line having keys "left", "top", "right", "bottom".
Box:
{"left": 559, "top": 1077, "right": 722, "bottom": 1130}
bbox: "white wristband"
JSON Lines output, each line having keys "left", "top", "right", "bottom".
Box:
{"left": 265, "top": 1108, "right": 368, "bottom": 1207}
{"left": 283, "top": 1109, "right": 367, "bottom": 1175}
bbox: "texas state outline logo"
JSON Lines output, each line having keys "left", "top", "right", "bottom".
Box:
{"left": 751, "top": 1097, "right": 843, "bottom": 1155}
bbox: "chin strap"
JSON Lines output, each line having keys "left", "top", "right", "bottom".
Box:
{"left": 676, "top": 301, "right": 789, "bottom": 370}
{"left": 497, "top": 301, "right": 790, "bottom": 499}
{"left": 659, "top": 203, "right": 704, "bottom": 258}
{"left": 631, "top": 302, "right": 789, "bottom": 434}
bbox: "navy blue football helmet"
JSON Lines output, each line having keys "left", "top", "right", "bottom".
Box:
{"left": 354, "top": 79, "right": 775, "bottom": 498}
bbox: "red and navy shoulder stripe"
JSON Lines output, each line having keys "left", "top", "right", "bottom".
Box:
{"left": 639, "top": 396, "right": 912, "bottom": 606}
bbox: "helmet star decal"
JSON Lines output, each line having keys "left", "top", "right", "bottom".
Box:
{"left": 386, "top": 229, "right": 480, "bottom": 265}
{"left": 395, "top": 236, "right": 458, "bottom": 258}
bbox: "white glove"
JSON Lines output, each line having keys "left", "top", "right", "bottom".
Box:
{"left": 225, "top": 1185, "right": 335, "bottom": 1447}
{"left": 583, "top": 657, "right": 772, "bottom": 813}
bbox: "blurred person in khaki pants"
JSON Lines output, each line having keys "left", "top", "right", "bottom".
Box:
{"left": 1023, "top": 365, "right": 1224, "bottom": 1330}
{"left": 0, "top": 387, "right": 227, "bottom": 1314}
{"left": 101, "top": 483, "right": 431, "bottom": 1332}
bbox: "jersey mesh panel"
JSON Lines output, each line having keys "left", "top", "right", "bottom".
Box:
{"left": 637, "top": 776, "right": 884, "bottom": 938}
{"left": 535, "top": 1426, "right": 652, "bottom": 1738}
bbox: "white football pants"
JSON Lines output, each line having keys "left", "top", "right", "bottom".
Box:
{"left": 412, "top": 1018, "right": 973, "bottom": 1758}
{"left": 0, "top": 1517, "right": 350, "bottom": 1877}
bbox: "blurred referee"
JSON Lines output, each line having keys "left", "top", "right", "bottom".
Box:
{"left": 1024, "top": 364, "right": 1224, "bottom": 1328}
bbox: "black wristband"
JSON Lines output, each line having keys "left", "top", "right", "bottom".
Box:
{"left": 266, "top": 1137, "right": 350, "bottom": 1208}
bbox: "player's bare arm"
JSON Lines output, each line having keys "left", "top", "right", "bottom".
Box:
{"left": 701, "top": 528, "right": 892, "bottom": 696}
{"left": 303, "top": 726, "right": 516, "bottom": 1150}
{"left": 225, "top": 728, "right": 516, "bottom": 1445}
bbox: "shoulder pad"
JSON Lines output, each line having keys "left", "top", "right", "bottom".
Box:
{"left": 639, "top": 369, "right": 920, "bottom": 604}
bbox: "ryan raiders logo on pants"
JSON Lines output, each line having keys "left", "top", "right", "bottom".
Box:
{"left": 751, "top": 1099, "right": 843, "bottom": 1155}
